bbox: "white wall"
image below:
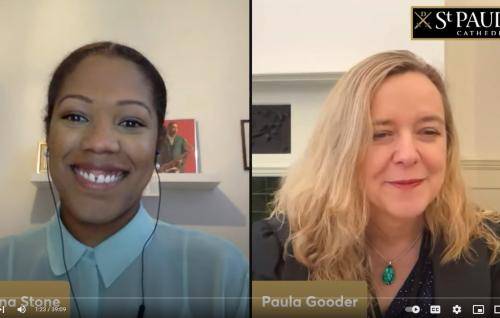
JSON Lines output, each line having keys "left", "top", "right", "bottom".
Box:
{"left": 0, "top": 0, "right": 249, "bottom": 255}
{"left": 252, "top": 0, "right": 444, "bottom": 74}
{"left": 252, "top": 0, "right": 445, "bottom": 172}
{"left": 252, "top": 77, "right": 335, "bottom": 172}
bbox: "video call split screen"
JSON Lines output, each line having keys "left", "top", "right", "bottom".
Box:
{"left": 1, "top": 1, "right": 500, "bottom": 317}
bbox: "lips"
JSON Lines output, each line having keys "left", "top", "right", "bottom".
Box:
{"left": 70, "top": 164, "right": 129, "bottom": 190}
{"left": 387, "top": 179, "right": 424, "bottom": 189}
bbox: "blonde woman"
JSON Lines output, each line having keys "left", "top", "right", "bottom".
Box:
{"left": 252, "top": 51, "right": 500, "bottom": 317}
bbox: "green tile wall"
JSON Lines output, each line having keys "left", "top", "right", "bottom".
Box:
{"left": 251, "top": 176, "right": 281, "bottom": 223}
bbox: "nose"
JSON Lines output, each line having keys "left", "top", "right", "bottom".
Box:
{"left": 392, "top": 132, "right": 419, "bottom": 166}
{"left": 80, "top": 118, "right": 120, "bottom": 154}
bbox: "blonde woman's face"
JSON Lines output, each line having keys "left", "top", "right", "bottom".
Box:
{"left": 362, "top": 71, "right": 447, "bottom": 220}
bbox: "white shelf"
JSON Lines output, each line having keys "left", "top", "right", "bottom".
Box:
{"left": 31, "top": 173, "right": 221, "bottom": 195}
{"left": 252, "top": 72, "right": 342, "bottom": 83}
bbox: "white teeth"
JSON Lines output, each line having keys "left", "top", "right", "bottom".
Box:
{"left": 96, "top": 175, "right": 104, "bottom": 183}
{"left": 74, "top": 167, "right": 124, "bottom": 185}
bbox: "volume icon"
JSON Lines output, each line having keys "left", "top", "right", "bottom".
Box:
{"left": 17, "top": 305, "right": 26, "bottom": 314}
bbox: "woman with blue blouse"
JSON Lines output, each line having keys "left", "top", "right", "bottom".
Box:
{"left": 0, "top": 42, "right": 248, "bottom": 318}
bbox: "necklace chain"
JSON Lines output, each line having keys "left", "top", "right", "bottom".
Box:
{"left": 369, "top": 232, "right": 423, "bottom": 265}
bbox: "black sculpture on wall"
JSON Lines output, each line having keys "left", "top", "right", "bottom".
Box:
{"left": 251, "top": 104, "right": 291, "bottom": 154}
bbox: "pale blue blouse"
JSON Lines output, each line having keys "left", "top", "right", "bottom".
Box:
{"left": 0, "top": 205, "right": 249, "bottom": 318}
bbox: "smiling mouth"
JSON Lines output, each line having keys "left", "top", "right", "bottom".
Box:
{"left": 70, "top": 165, "right": 129, "bottom": 189}
{"left": 387, "top": 179, "right": 424, "bottom": 189}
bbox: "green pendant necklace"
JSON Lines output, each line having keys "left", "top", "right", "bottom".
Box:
{"left": 382, "top": 262, "right": 395, "bottom": 285}
{"left": 370, "top": 233, "right": 422, "bottom": 285}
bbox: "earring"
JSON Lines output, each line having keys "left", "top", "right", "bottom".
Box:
{"left": 44, "top": 149, "right": 50, "bottom": 157}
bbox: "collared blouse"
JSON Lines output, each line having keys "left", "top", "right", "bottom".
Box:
{"left": 0, "top": 205, "right": 249, "bottom": 318}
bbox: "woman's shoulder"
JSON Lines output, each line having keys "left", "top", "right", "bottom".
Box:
{"left": 252, "top": 217, "right": 290, "bottom": 247}
{"left": 252, "top": 216, "right": 302, "bottom": 280}
{"left": 474, "top": 210, "right": 500, "bottom": 254}
{"left": 0, "top": 223, "right": 48, "bottom": 251}
{"left": 154, "top": 221, "right": 247, "bottom": 266}
{"left": 0, "top": 223, "right": 49, "bottom": 279}
{"left": 481, "top": 212, "right": 500, "bottom": 234}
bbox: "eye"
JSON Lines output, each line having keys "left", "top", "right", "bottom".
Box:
{"left": 119, "top": 119, "right": 145, "bottom": 128}
{"left": 420, "top": 128, "right": 441, "bottom": 136}
{"left": 62, "top": 113, "right": 88, "bottom": 123}
{"left": 373, "top": 131, "right": 393, "bottom": 140}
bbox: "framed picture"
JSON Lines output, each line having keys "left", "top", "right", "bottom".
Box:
{"left": 37, "top": 141, "right": 48, "bottom": 173}
{"left": 157, "top": 119, "right": 198, "bottom": 173}
{"left": 241, "top": 119, "right": 249, "bottom": 170}
{"left": 251, "top": 104, "right": 291, "bottom": 154}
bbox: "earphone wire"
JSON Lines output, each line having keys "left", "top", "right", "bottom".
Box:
{"left": 46, "top": 154, "right": 83, "bottom": 318}
{"left": 137, "top": 163, "right": 162, "bottom": 318}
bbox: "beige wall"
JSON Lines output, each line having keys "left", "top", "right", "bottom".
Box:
{"left": 445, "top": 0, "right": 500, "bottom": 211}
{"left": 0, "top": 0, "right": 249, "bottom": 255}
{"left": 446, "top": 42, "right": 500, "bottom": 160}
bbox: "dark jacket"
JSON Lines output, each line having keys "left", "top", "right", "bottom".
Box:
{"left": 252, "top": 217, "right": 500, "bottom": 317}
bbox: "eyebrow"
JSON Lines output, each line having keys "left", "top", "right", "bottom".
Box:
{"left": 373, "top": 115, "right": 445, "bottom": 126}
{"left": 57, "top": 94, "right": 152, "bottom": 116}
{"left": 417, "top": 115, "right": 445, "bottom": 125}
{"left": 58, "top": 94, "right": 92, "bottom": 105}
{"left": 116, "top": 100, "right": 152, "bottom": 116}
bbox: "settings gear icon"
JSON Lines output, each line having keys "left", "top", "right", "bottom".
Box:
{"left": 452, "top": 305, "right": 462, "bottom": 314}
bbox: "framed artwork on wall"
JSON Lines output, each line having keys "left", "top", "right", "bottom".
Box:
{"left": 37, "top": 141, "right": 48, "bottom": 173}
{"left": 251, "top": 104, "right": 291, "bottom": 154}
{"left": 157, "top": 119, "right": 198, "bottom": 173}
{"left": 241, "top": 119, "right": 249, "bottom": 170}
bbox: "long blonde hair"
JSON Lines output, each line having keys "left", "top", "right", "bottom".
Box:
{"left": 271, "top": 51, "right": 500, "bottom": 286}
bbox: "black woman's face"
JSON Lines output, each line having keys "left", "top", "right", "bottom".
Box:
{"left": 47, "top": 55, "right": 157, "bottom": 225}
